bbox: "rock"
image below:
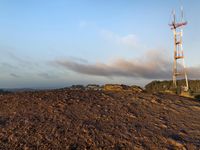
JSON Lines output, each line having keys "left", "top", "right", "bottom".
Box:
{"left": 103, "top": 84, "right": 143, "bottom": 92}
{"left": 103, "top": 84, "right": 125, "bottom": 91}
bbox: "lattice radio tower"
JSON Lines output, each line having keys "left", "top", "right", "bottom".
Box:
{"left": 169, "top": 6, "right": 189, "bottom": 91}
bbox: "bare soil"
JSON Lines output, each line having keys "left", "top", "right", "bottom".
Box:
{"left": 0, "top": 89, "right": 200, "bottom": 149}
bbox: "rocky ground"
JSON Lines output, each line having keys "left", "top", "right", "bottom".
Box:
{"left": 0, "top": 88, "right": 200, "bottom": 149}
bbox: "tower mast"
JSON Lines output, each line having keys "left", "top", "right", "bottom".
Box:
{"left": 169, "top": 6, "right": 189, "bottom": 91}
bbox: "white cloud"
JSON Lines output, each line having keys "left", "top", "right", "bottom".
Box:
{"left": 101, "top": 29, "right": 138, "bottom": 48}
{"left": 78, "top": 21, "right": 138, "bottom": 48}
{"left": 79, "top": 21, "right": 88, "bottom": 28}
{"left": 120, "top": 34, "right": 137, "bottom": 47}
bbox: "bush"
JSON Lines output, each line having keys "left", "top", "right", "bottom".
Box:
{"left": 194, "top": 95, "right": 200, "bottom": 100}
{"left": 0, "top": 89, "right": 5, "bottom": 93}
{"left": 0, "top": 89, "right": 10, "bottom": 94}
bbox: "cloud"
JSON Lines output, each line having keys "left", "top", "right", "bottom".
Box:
{"left": 79, "top": 21, "right": 88, "bottom": 28}
{"left": 53, "top": 50, "right": 175, "bottom": 79}
{"left": 53, "top": 50, "right": 200, "bottom": 80}
{"left": 38, "top": 73, "right": 57, "bottom": 79}
{"left": 69, "top": 56, "right": 88, "bottom": 63}
{"left": 188, "top": 66, "right": 200, "bottom": 79}
{"left": 3, "top": 51, "right": 32, "bottom": 66}
{"left": 78, "top": 20, "right": 97, "bottom": 29}
{"left": 0, "top": 63, "right": 17, "bottom": 70}
{"left": 10, "top": 73, "right": 20, "bottom": 78}
{"left": 101, "top": 30, "right": 138, "bottom": 48}
{"left": 0, "top": 48, "right": 39, "bottom": 69}
{"left": 78, "top": 21, "right": 138, "bottom": 48}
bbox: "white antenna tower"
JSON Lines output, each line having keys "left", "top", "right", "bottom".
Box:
{"left": 169, "top": 4, "right": 189, "bottom": 91}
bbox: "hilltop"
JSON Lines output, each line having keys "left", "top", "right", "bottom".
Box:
{"left": 145, "top": 80, "right": 200, "bottom": 98}
{"left": 0, "top": 86, "right": 200, "bottom": 149}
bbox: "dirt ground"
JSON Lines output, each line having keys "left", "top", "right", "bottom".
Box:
{"left": 0, "top": 89, "right": 200, "bottom": 149}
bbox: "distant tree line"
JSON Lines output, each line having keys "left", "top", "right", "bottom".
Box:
{"left": 145, "top": 80, "right": 200, "bottom": 95}
{"left": 0, "top": 89, "right": 11, "bottom": 94}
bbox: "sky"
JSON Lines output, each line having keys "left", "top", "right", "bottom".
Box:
{"left": 0, "top": 0, "right": 200, "bottom": 89}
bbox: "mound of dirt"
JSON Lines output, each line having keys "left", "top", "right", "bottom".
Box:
{"left": 0, "top": 89, "right": 199, "bottom": 149}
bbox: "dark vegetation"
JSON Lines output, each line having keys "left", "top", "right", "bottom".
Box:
{"left": 145, "top": 80, "right": 200, "bottom": 98}
{"left": 0, "top": 89, "right": 10, "bottom": 94}
{"left": 195, "top": 94, "right": 200, "bottom": 100}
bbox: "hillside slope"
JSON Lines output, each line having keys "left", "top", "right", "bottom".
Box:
{"left": 145, "top": 80, "right": 200, "bottom": 95}
{"left": 0, "top": 89, "right": 200, "bottom": 149}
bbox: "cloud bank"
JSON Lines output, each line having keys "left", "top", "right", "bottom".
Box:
{"left": 53, "top": 50, "right": 200, "bottom": 80}
{"left": 54, "top": 50, "right": 175, "bottom": 79}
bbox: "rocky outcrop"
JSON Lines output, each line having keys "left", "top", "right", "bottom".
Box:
{"left": 85, "top": 84, "right": 101, "bottom": 90}
{"left": 103, "top": 84, "right": 143, "bottom": 93}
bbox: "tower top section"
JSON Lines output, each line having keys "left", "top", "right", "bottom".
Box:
{"left": 169, "top": 6, "right": 187, "bottom": 30}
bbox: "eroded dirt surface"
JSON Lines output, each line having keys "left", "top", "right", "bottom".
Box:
{"left": 0, "top": 89, "right": 200, "bottom": 149}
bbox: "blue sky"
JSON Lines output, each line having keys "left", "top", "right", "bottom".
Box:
{"left": 0, "top": 0, "right": 200, "bottom": 88}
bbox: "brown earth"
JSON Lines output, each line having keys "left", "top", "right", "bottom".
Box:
{"left": 0, "top": 89, "right": 200, "bottom": 149}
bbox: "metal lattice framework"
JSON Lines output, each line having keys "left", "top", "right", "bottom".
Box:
{"left": 169, "top": 8, "right": 189, "bottom": 91}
